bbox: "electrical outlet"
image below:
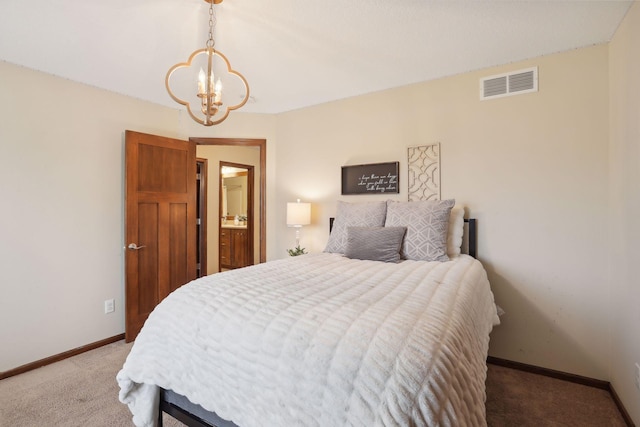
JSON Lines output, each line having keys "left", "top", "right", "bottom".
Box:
{"left": 635, "top": 363, "right": 640, "bottom": 391}
{"left": 104, "top": 299, "right": 115, "bottom": 314}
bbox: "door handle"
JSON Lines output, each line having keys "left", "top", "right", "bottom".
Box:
{"left": 127, "top": 243, "right": 146, "bottom": 250}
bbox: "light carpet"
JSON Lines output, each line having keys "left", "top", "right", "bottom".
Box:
{"left": 0, "top": 341, "right": 181, "bottom": 427}
{"left": 0, "top": 340, "right": 629, "bottom": 426}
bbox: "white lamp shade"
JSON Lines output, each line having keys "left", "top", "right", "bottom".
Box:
{"left": 287, "top": 201, "right": 311, "bottom": 226}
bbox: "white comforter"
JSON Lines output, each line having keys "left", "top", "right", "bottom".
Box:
{"left": 118, "top": 253, "right": 499, "bottom": 427}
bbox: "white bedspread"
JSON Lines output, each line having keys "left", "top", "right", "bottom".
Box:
{"left": 117, "top": 253, "right": 499, "bottom": 427}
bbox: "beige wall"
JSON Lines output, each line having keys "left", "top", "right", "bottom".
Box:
{"left": 609, "top": 2, "right": 640, "bottom": 423}
{"left": 196, "top": 145, "right": 261, "bottom": 274}
{"left": 0, "top": 60, "right": 276, "bottom": 372}
{"left": 0, "top": 61, "right": 172, "bottom": 370}
{"left": 276, "top": 45, "right": 612, "bottom": 381}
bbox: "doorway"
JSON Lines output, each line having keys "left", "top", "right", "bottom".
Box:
{"left": 219, "top": 162, "right": 254, "bottom": 271}
{"left": 191, "top": 138, "right": 267, "bottom": 268}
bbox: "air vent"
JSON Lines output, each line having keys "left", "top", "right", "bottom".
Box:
{"left": 480, "top": 67, "right": 537, "bottom": 100}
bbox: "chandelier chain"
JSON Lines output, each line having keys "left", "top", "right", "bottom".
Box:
{"left": 206, "top": 1, "right": 216, "bottom": 48}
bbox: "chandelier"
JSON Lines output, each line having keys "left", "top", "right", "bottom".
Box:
{"left": 165, "top": 0, "right": 249, "bottom": 126}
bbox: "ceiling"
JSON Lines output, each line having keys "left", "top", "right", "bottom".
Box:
{"left": 0, "top": 0, "right": 633, "bottom": 114}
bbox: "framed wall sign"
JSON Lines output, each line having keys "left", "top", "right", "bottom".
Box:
{"left": 341, "top": 161, "right": 399, "bottom": 195}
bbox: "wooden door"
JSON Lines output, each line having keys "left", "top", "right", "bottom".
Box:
{"left": 232, "top": 229, "right": 248, "bottom": 268}
{"left": 219, "top": 228, "right": 231, "bottom": 269}
{"left": 125, "top": 130, "right": 197, "bottom": 342}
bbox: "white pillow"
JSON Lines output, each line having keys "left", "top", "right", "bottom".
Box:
{"left": 324, "top": 201, "right": 387, "bottom": 254}
{"left": 447, "top": 206, "right": 465, "bottom": 258}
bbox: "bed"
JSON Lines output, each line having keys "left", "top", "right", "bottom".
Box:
{"left": 118, "top": 199, "right": 499, "bottom": 427}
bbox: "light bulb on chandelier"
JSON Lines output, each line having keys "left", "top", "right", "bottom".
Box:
{"left": 197, "top": 66, "right": 223, "bottom": 116}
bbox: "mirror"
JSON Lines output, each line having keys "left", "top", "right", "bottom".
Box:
{"left": 221, "top": 168, "right": 248, "bottom": 220}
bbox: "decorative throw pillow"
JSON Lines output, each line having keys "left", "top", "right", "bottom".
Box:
{"left": 324, "top": 201, "right": 387, "bottom": 254}
{"left": 344, "top": 226, "right": 407, "bottom": 263}
{"left": 447, "top": 206, "right": 465, "bottom": 258}
{"left": 385, "top": 199, "right": 455, "bottom": 261}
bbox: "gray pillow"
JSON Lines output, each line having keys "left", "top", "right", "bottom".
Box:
{"left": 344, "top": 226, "right": 407, "bottom": 263}
{"left": 385, "top": 199, "right": 455, "bottom": 261}
{"left": 324, "top": 201, "right": 387, "bottom": 253}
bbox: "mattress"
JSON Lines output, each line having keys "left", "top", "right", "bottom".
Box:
{"left": 118, "top": 252, "right": 499, "bottom": 427}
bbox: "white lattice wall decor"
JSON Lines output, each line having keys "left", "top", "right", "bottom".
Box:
{"left": 408, "top": 144, "right": 441, "bottom": 201}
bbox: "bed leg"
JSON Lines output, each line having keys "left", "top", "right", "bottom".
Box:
{"left": 158, "top": 389, "right": 164, "bottom": 427}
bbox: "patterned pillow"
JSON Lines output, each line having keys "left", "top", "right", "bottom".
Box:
{"left": 385, "top": 199, "right": 455, "bottom": 261}
{"left": 324, "top": 201, "right": 387, "bottom": 254}
{"left": 344, "top": 226, "right": 407, "bottom": 263}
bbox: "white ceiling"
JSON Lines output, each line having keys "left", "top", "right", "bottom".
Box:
{"left": 0, "top": 0, "right": 633, "bottom": 114}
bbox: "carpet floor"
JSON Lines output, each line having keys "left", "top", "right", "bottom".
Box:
{"left": 0, "top": 340, "right": 628, "bottom": 426}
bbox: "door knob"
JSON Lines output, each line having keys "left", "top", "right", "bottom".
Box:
{"left": 127, "top": 243, "right": 146, "bottom": 250}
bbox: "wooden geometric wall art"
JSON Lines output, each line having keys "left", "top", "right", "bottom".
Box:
{"left": 408, "top": 143, "right": 441, "bottom": 201}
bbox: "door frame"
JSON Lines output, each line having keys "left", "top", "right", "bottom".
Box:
{"left": 191, "top": 137, "right": 266, "bottom": 263}
{"left": 196, "top": 158, "right": 208, "bottom": 277}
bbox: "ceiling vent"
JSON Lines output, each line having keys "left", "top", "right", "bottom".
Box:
{"left": 480, "top": 67, "right": 538, "bottom": 100}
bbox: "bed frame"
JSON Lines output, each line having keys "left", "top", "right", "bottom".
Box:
{"left": 157, "top": 217, "right": 478, "bottom": 427}
{"left": 465, "top": 218, "right": 478, "bottom": 258}
{"left": 159, "top": 388, "right": 238, "bottom": 427}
